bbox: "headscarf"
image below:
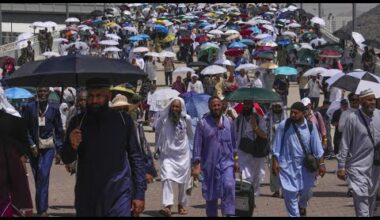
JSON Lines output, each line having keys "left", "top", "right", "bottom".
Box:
{"left": 160, "top": 96, "right": 187, "bottom": 120}
{"left": 0, "top": 86, "right": 21, "bottom": 118}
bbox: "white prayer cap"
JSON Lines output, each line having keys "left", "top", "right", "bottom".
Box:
{"left": 301, "top": 97, "right": 311, "bottom": 107}
{"left": 359, "top": 88, "right": 375, "bottom": 98}
{"left": 191, "top": 73, "right": 199, "bottom": 79}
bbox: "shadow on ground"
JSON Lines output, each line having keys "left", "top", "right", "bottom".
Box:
{"left": 313, "top": 191, "right": 347, "bottom": 197}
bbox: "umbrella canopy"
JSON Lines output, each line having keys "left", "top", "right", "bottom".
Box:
{"left": 327, "top": 71, "right": 380, "bottom": 94}
{"left": 144, "top": 52, "right": 160, "bottom": 57}
{"left": 225, "top": 48, "right": 245, "bottom": 57}
{"left": 253, "top": 51, "right": 274, "bottom": 60}
{"left": 235, "top": 63, "right": 258, "bottom": 71}
{"left": 187, "top": 61, "right": 209, "bottom": 68}
{"left": 352, "top": 32, "right": 365, "bottom": 45}
{"left": 303, "top": 67, "right": 328, "bottom": 77}
{"left": 161, "top": 34, "right": 176, "bottom": 43}
{"left": 180, "top": 92, "right": 211, "bottom": 118}
{"left": 16, "top": 32, "right": 33, "bottom": 42}
{"left": 5, "top": 87, "right": 34, "bottom": 99}
{"left": 159, "top": 50, "right": 176, "bottom": 58}
{"left": 201, "top": 65, "right": 227, "bottom": 75}
{"left": 310, "top": 16, "right": 325, "bottom": 27}
{"left": 274, "top": 66, "right": 298, "bottom": 75}
{"left": 319, "top": 49, "right": 341, "bottom": 58}
{"left": 154, "top": 24, "right": 168, "bottom": 34}
{"left": 224, "top": 87, "right": 281, "bottom": 103}
{"left": 53, "top": 38, "right": 69, "bottom": 43}
{"left": 286, "top": 22, "right": 301, "bottom": 28}
{"left": 149, "top": 88, "right": 180, "bottom": 111}
{"left": 110, "top": 85, "right": 135, "bottom": 95}
{"left": 173, "top": 67, "right": 195, "bottom": 75}
{"left": 128, "top": 35, "right": 144, "bottom": 42}
{"left": 67, "top": 42, "right": 89, "bottom": 50}
{"left": 333, "top": 29, "right": 351, "bottom": 40}
{"left": 228, "top": 41, "right": 248, "bottom": 49}
{"left": 106, "top": 33, "right": 121, "bottom": 41}
{"left": 123, "top": 26, "right": 138, "bottom": 33}
{"left": 133, "top": 47, "right": 149, "bottom": 53}
{"left": 65, "top": 17, "right": 80, "bottom": 23}
{"left": 214, "top": 58, "right": 236, "bottom": 66}
{"left": 260, "top": 62, "right": 278, "bottom": 69}
{"left": 200, "top": 42, "right": 219, "bottom": 51}
{"left": 42, "top": 51, "right": 61, "bottom": 58}
{"left": 281, "top": 31, "right": 297, "bottom": 38}
{"left": 99, "top": 40, "right": 119, "bottom": 46}
{"left": 195, "top": 35, "right": 209, "bottom": 43}
{"left": 319, "top": 69, "right": 343, "bottom": 78}
{"left": 240, "top": 39, "right": 255, "bottom": 46}
{"left": 179, "top": 36, "right": 194, "bottom": 44}
{"left": 5, "top": 55, "right": 147, "bottom": 87}
{"left": 104, "top": 46, "right": 122, "bottom": 52}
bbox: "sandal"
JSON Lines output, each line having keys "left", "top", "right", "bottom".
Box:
{"left": 178, "top": 205, "right": 188, "bottom": 215}
{"left": 159, "top": 206, "right": 171, "bottom": 217}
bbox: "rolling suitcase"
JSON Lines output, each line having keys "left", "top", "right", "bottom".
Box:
{"left": 235, "top": 172, "right": 255, "bottom": 217}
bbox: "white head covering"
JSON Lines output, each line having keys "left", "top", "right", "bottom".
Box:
{"left": 160, "top": 96, "right": 187, "bottom": 119}
{"left": 359, "top": 88, "right": 375, "bottom": 98}
{"left": 0, "top": 86, "right": 21, "bottom": 118}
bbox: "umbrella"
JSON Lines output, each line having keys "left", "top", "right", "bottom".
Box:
{"left": 106, "top": 33, "right": 121, "bottom": 41}
{"left": 281, "top": 31, "right": 297, "bottom": 38}
{"left": 99, "top": 40, "right": 119, "bottom": 46}
{"left": 319, "top": 49, "right": 341, "bottom": 58}
{"left": 240, "top": 39, "right": 255, "bottom": 46}
{"left": 159, "top": 50, "right": 176, "bottom": 58}
{"left": 224, "top": 30, "right": 240, "bottom": 35}
{"left": 254, "top": 33, "right": 272, "bottom": 40}
{"left": 257, "top": 40, "right": 278, "bottom": 47}
{"left": 161, "top": 34, "right": 175, "bottom": 43}
{"left": 333, "top": 29, "right": 351, "bottom": 40}
{"left": 104, "top": 46, "right": 122, "bottom": 52}
{"left": 65, "top": 17, "right": 80, "bottom": 23}
{"left": 228, "top": 41, "right": 248, "bottom": 49}
{"left": 179, "top": 36, "right": 194, "bottom": 44}
{"left": 303, "top": 67, "right": 328, "bottom": 77}
{"left": 133, "top": 47, "right": 149, "bottom": 53}
{"left": 310, "top": 38, "right": 327, "bottom": 47}
{"left": 41, "top": 21, "right": 58, "bottom": 28}
{"left": 16, "top": 32, "right": 33, "bottom": 42}
{"left": 214, "top": 59, "right": 236, "bottom": 66}
{"left": 144, "top": 52, "right": 160, "bottom": 57}
{"left": 173, "top": 67, "right": 195, "bottom": 75}
{"left": 286, "top": 22, "right": 301, "bottom": 28}
{"left": 299, "top": 43, "right": 314, "bottom": 50}
{"left": 239, "top": 29, "right": 253, "bottom": 36}
{"left": 187, "top": 61, "right": 209, "bottom": 68}
{"left": 209, "top": 29, "right": 224, "bottom": 36}
{"left": 180, "top": 92, "right": 211, "bottom": 118}
{"left": 30, "top": 21, "right": 45, "bottom": 28}
{"left": 327, "top": 71, "right": 380, "bottom": 93}
{"left": 5, "top": 87, "right": 34, "bottom": 99}
{"left": 301, "top": 32, "right": 318, "bottom": 42}
{"left": 123, "top": 26, "right": 138, "bottom": 33}
{"left": 355, "top": 81, "right": 380, "bottom": 98}
{"left": 310, "top": 16, "right": 326, "bottom": 27}
{"left": 253, "top": 51, "right": 274, "bottom": 60}
{"left": 67, "top": 42, "right": 89, "bottom": 50}
{"left": 149, "top": 88, "right": 180, "bottom": 111}
{"left": 274, "top": 66, "right": 298, "bottom": 75}
{"left": 352, "top": 32, "right": 365, "bottom": 45}
{"left": 200, "top": 42, "right": 219, "bottom": 51}
{"left": 226, "top": 34, "right": 241, "bottom": 41}
{"left": 319, "top": 69, "right": 343, "bottom": 78}
{"left": 128, "top": 35, "right": 144, "bottom": 42}
{"left": 195, "top": 35, "right": 209, "bottom": 43}
{"left": 90, "top": 10, "right": 103, "bottom": 17}
{"left": 225, "top": 48, "right": 244, "bottom": 57}
{"left": 42, "top": 51, "right": 61, "bottom": 58}
{"left": 262, "top": 24, "right": 275, "bottom": 32}
{"left": 5, "top": 55, "right": 147, "bottom": 87}
{"left": 110, "top": 85, "right": 135, "bottom": 95}
{"left": 201, "top": 65, "right": 227, "bottom": 75}
{"left": 235, "top": 63, "right": 258, "bottom": 71}
{"left": 154, "top": 24, "right": 168, "bottom": 34}
{"left": 260, "top": 63, "right": 278, "bottom": 69}
{"left": 224, "top": 87, "right": 281, "bottom": 103}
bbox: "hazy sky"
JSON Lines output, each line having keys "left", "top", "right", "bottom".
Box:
{"left": 293, "top": 3, "right": 379, "bottom": 17}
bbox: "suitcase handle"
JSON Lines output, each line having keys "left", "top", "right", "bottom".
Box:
{"left": 237, "top": 171, "right": 243, "bottom": 192}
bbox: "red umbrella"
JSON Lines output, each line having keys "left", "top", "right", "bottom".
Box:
{"left": 234, "top": 103, "right": 265, "bottom": 117}
{"left": 225, "top": 48, "right": 245, "bottom": 57}
{"left": 82, "top": 19, "right": 93, "bottom": 26}
{"left": 255, "top": 46, "right": 275, "bottom": 52}
{"left": 319, "top": 49, "right": 341, "bottom": 58}
{"left": 240, "top": 29, "right": 253, "bottom": 36}
{"left": 195, "top": 35, "right": 209, "bottom": 43}
{"left": 240, "top": 24, "right": 252, "bottom": 29}
{"left": 179, "top": 36, "right": 194, "bottom": 44}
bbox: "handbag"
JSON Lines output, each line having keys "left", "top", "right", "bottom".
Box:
{"left": 292, "top": 123, "right": 319, "bottom": 172}
{"left": 38, "top": 136, "right": 55, "bottom": 149}
{"left": 358, "top": 110, "right": 380, "bottom": 166}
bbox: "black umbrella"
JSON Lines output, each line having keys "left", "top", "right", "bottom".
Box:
{"left": 90, "top": 10, "right": 103, "bottom": 17}
{"left": 333, "top": 29, "right": 351, "bottom": 40}
{"left": 5, "top": 55, "right": 147, "bottom": 87}
{"left": 187, "top": 61, "right": 209, "bottom": 68}
{"left": 363, "top": 39, "right": 380, "bottom": 49}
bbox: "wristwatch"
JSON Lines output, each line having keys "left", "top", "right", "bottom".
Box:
{"left": 30, "top": 144, "right": 36, "bottom": 149}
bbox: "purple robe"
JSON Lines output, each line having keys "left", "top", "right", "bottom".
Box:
{"left": 193, "top": 114, "right": 237, "bottom": 201}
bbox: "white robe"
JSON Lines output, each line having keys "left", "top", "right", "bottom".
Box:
{"left": 156, "top": 109, "right": 193, "bottom": 184}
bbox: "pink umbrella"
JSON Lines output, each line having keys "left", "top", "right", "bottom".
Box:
{"left": 319, "top": 49, "right": 341, "bottom": 58}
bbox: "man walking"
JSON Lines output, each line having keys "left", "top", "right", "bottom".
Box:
{"left": 192, "top": 96, "right": 239, "bottom": 217}
{"left": 307, "top": 75, "right": 323, "bottom": 109}
{"left": 22, "top": 87, "right": 64, "bottom": 217}
{"left": 272, "top": 102, "right": 325, "bottom": 217}
{"left": 337, "top": 89, "right": 380, "bottom": 217}
{"left": 61, "top": 78, "right": 146, "bottom": 217}
{"left": 163, "top": 56, "right": 175, "bottom": 86}
{"left": 155, "top": 97, "right": 193, "bottom": 217}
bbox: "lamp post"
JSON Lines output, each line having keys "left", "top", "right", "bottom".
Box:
{"left": 0, "top": 3, "right": 2, "bottom": 45}
{"left": 352, "top": 3, "right": 356, "bottom": 31}
{"left": 66, "top": 3, "right": 69, "bottom": 19}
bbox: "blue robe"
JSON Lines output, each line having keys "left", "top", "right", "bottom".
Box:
{"left": 62, "top": 109, "right": 146, "bottom": 217}
{"left": 193, "top": 114, "right": 237, "bottom": 201}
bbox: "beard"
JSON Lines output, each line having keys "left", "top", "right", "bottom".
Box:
{"left": 87, "top": 100, "right": 109, "bottom": 115}
{"left": 169, "top": 110, "right": 181, "bottom": 124}
{"left": 210, "top": 109, "right": 222, "bottom": 119}
{"left": 242, "top": 108, "right": 253, "bottom": 116}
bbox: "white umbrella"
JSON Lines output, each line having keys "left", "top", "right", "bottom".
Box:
{"left": 30, "top": 21, "right": 45, "bottom": 28}
{"left": 254, "top": 33, "right": 272, "bottom": 40}
{"left": 209, "top": 29, "right": 224, "bottom": 36}
{"left": 299, "top": 43, "right": 314, "bottom": 50}
{"left": 262, "top": 24, "right": 275, "bottom": 32}
{"left": 214, "top": 58, "right": 236, "bottom": 66}
{"left": 104, "top": 46, "right": 122, "bottom": 52}
{"left": 106, "top": 33, "right": 121, "bottom": 41}
{"left": 281, "top": 31, "right": 297, "bottom": 38}
{"left": 235, "top": 63, "right": 259, "bottom": 71}
{"left": 67, "top": 41, "right": 89, "bottom": 50}
{"left": 44, "top": 21, "right": 58, "bottom": 28}
{"left": 303, "top": 67, "right": 328, "bottom": 77}
{"left": 144, "top": 52, "right": 160, "bottom": 57}
{"left": 203, "top": 24, "right": 217, "bottom": 31}
{"left": 311, "top": 16, "right": 326, "bottom": 27}
{"left": 42, "top": 51, "right": 61, "bottom": 57}
{"left": 53, "top": 38, "right": 69, "bottom": 43}
{"left": 224, "top": 30, "right": 240, "bottom": 35}
{"left": 257, "top": 40, "right": 277, "bottom": 47}
{"left": 99, "top": 40, "right": 119, "bottom": 46}
{"left": 201, "top": 65, "right": 227, "bottom": 75}
{"left": 287, "top": 5, "right": 298, "bottom": 11}
{"left": 356, "top": 81, "right": 380, "bottom": 98}
{"left": 286, "top": 22, "right": 301, "bottom": 28}
{"left": 159, "top": 50, "right": 176, "bottom": 58}
{"left": 320, "top": 69, "right": 343, "bottom": 77}
{"left": 15, "top": 40, "right": 30, "bottom": 50}
{"left": 149, "top": 88, "right": 180, "bottom": 111}
{"left": 133, "top": 47, "right": 149, "bottom": 53}
{"left": 309, "top": 37, "right": 327, "bottom": 47}
{"left": 16, "top": 32, "right": 33, "bottom": 42}
{"left": 124, "top": 26, "right": 138, "bottom": 33}
{"left": 352, "top": 32, "right": 365, "bottom": 45}
{"left": 226, "top": 34, "right": 241, "bottom": 41}
{"left": 173, "top": 67, "right": 195, "bottom": 75}
{"left": 65, "top": 17, "right": 80, "bottom": 23}
{"left": 123, "top": 10, "right": 132, "bottom": 16}
{"left": 200, "top": 42, "right": 220, "bottom": 50}
{"left": 78, "top": 25, "right": 92, "bottom": 30}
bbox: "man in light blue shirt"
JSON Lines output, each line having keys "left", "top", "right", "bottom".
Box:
{"left": 271, "top": 102, "right": 326, "bottom": 217}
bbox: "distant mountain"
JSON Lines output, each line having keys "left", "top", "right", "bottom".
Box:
{"left": 336, "top": 4, "right": 380, "bottom": 42}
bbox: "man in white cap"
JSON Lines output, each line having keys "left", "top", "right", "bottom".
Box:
{"left": 187, "top": 73, "right": 204, "bottom": 94}
{"left": 337, "top": 88, "right": 380, "bottom": 217}
{"left": 301, "top": 97, "right": 327, "bottom": 148}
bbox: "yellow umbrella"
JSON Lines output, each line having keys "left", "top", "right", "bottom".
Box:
{"left": 161, "top": 34, "right": 175, "bottom": 43}
{"left": 110, "top": 85, "right": 135, "bottom": 95}
{"left": 155, "top": 20, "right": 165, "bottom": 25}
{"left": 226, "top": 33, "right": 240, "bottom": 41}
{"left": 260, "top": 62, "right": 278, "bottom": 69}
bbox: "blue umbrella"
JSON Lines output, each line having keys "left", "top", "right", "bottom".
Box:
{"left": 276, "top": 39, "right": 291, "bottom": 46}
{"left": 250, "top": 26, "right": 261, "bottom": 34}
{"left": 5, "top": 87, "right": 34, "bottom": 99}
{"left": 128, "top": 35, "right": 144, "bottom": 42}
{"left": 136, "top": 34, "right": 151, "bottom": 40}
{"left": 228, "top": 41, "right": 248, "bottom": 49}
{"left": 274, "top": 66, "right": 298, "bottom": 76}
{"left": 154, "top": 25, "right": 168, "bottom": 34}
{"left": 199, "top": 22, "right": 210, "bottom": 29}
{"left": 240, "top": 39, "right": 255, "bottom": 46}
{"left": 180, "top": 92, "right": 211, "bottom": 118}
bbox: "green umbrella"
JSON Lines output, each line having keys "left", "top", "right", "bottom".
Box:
{"left": 277, "top": 35, "right": 292, "bottom": 41}
{"left": 301, "top": 32, "right": 317, "bottom": 42}
{"left": 224, "top": 87, "right": 281, "bottom": 103}
{"left": 286, "top": 43, "right": 300, "bottom": 51}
